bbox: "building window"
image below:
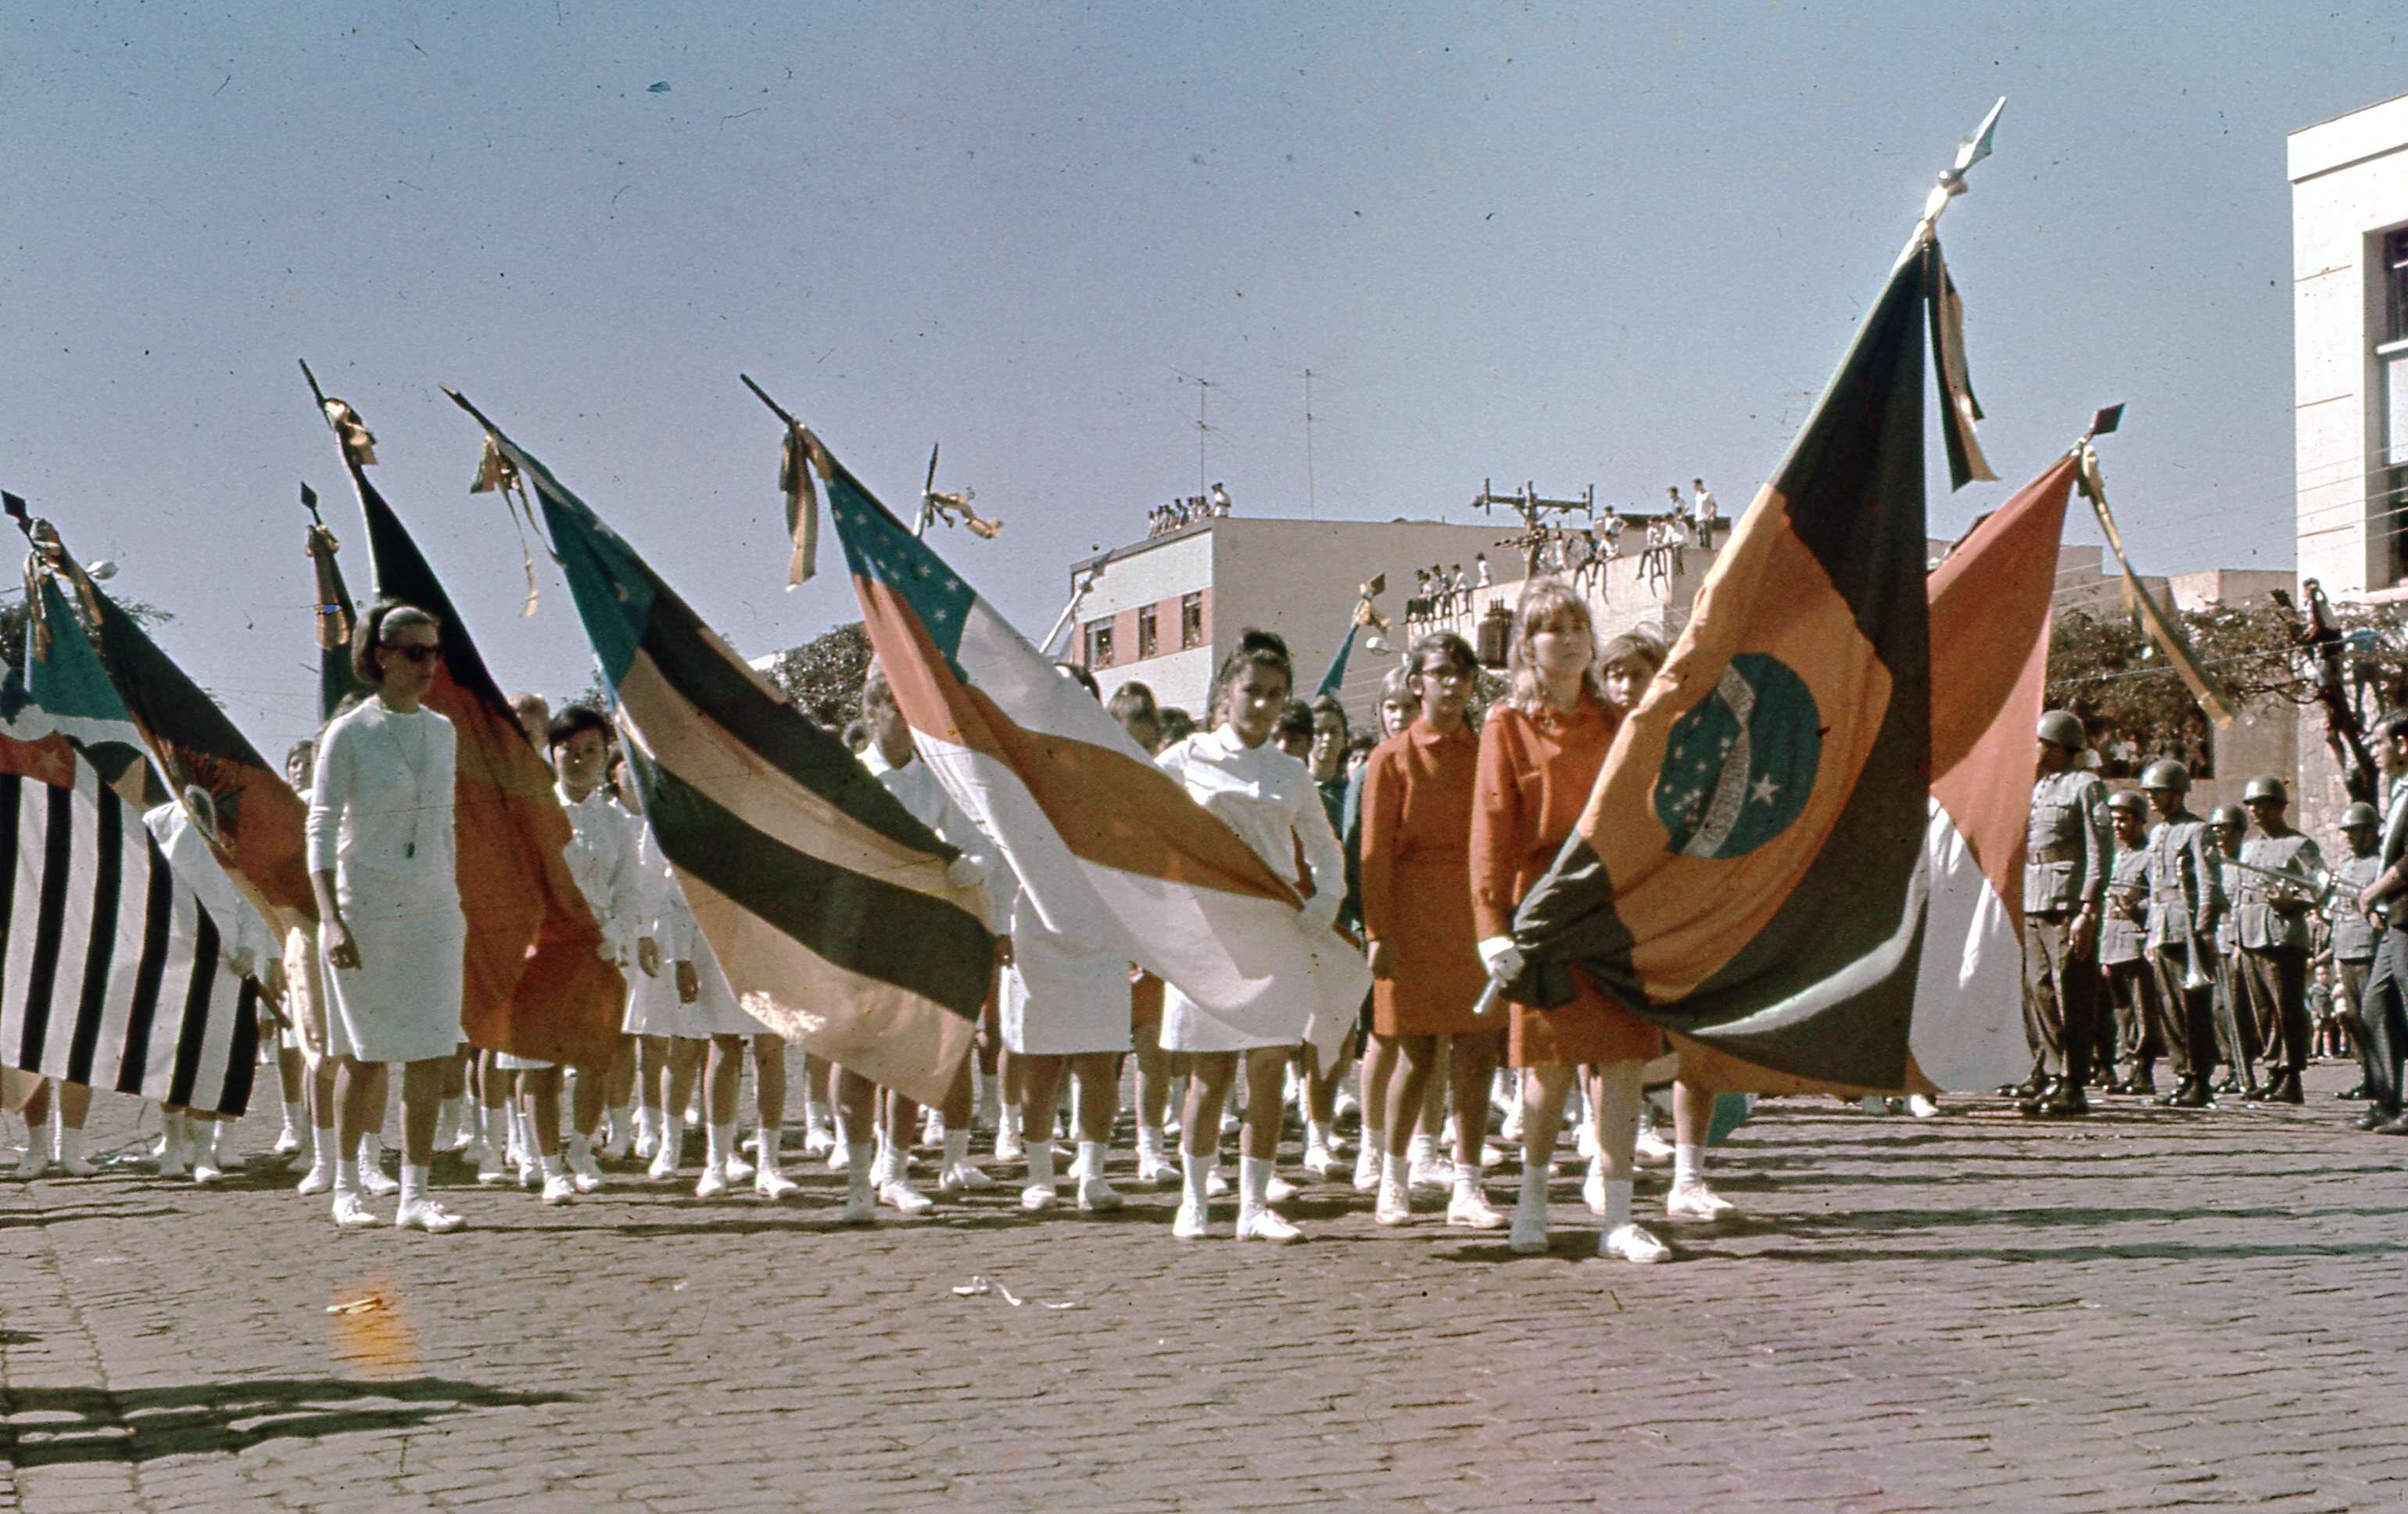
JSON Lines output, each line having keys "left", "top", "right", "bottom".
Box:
{"left": 1084, "top": 618, "right": 1115, "bottom": 669}
{"left": 1180, "top": 592, "right": 1205, "bottom": 649}
{"left": 1137, "top": 605, "right": 1159, "bottom": 659}
{"left": 2382, "top": 228, "right": 2408, "bottom": 580}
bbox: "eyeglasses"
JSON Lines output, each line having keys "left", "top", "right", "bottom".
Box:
{"left": 382, "top": 643, "right": 443, "bottom": 665}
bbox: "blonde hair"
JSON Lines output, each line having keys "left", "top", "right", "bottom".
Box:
{"left": 1506, "top": 578, "right": 1607, "bottom": 715}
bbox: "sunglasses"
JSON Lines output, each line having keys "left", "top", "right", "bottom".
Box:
{"left": 382, "top": 642, "right": 443, "bottom": 666}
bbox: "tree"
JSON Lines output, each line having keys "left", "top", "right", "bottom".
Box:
{"left": 0, "top": 590, "right": 170, "bottom": 671}
{"left": 758, "top": 621, "right": 874, "bottom": 732}
{"left": 2045, "top": 597, "right": 2408, "bottom": 781}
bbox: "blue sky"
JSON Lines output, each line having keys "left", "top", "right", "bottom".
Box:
{"left": 3, "top": 2, "right": 2401, "bottom": 750}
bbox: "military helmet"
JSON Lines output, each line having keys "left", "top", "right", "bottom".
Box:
{"left": 2210, "top": 804, "right": 2248, "bottom": 829}
{"left": 2035, "top": 710, "right": 2086, "bottom": 751}
{"left": 2105, "top": 790, "right": 2149, "bottom": 817}
{"left": 2138, "top": 759, "right": 2191, "bottom": 792}
{"left": 2344, "top": 801, "right": 2381, "bottom": 829}
{"left": 2241, "top": 777, "right": 2287, "bottom": 805}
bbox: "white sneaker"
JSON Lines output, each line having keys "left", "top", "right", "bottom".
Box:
{"left": 1374, "top": 1179, "right": 1413, "bottom": 1226}
{"left": 1582, "top": 1157, "right": 1606, "bottom": 1216}
{"left": 11, "top": 1148, "right": 48, "bottom": 1181}
{"left": 192, "top": 1158, "right": 224, "bottom": 1186}
{"left": 1634, "top": 1126, "right": 1675, "bottom": 1164}
{"left": 396, "top": 1196, "right": 466, "bottom": 1234}
{"left": 1172, "top": 1200, "right": 1209, "bottom": 1240}
{"left": 450, "top": 1122, "right": 482, "bottom": 1155}
{"left": 1575, "top": 1122, "right": 1600, "bottom": 1158}
{"left": 296, "top": 1164, "right": 333, "bottom": 1196}
{"left": 1907, "top": 1093, "right": 1941, "bottom": 1118}
{"left": 1407, "top": 1156, "right": 1454, "bottom": 1193}
{"left": 331, "top": 1192, "right": 380, "bottom": 1229}
{"left": 1135, "top": 1150, "right": 1179, "bottom": 1188}
{"left": 647, "top": 1145, "right": 682, "bottom": 1182}
{"left": 722, "top": 1151, "right": 755, "bottom": 1184}
{"left": 839, "top": 1189, "right": 876, "bottom": 1224}
{"left": 1500, "top": 1100, "right": 1525, "bottom": 1143}
{"left": 994, "top": 1128, "right": 1025, "bottom": 1163}
{"left": 516, "top": 1156, "right": 539, "bottom": 1190}
{"left": 825, "top": 1142, "right": 851, "bottom": 1171}
{"left": 1302, "top": 1143, "right": 1338, "bottom": 1178}
{"left": 1265, "top": 1174, "right": 1298, "bottom": 1204}
{"left": 632, "top": 1128, "right": 660, "bottom": 1163}
{"left": 1203, "top": 1166, "right": 1230, "bottom": 1198}
{"left": 1478, "top": 1143, "right": 1506, "bottom": 1169}
{"left": 270, "top": 1127, "right": 306, "bottom": 1161}
{"left": 154, "top": 1149, "right": 184, "bottom": 1180}
{"left": 937, "top": 1163, "right": 995, "bottom": 1194}
{"left": 695, "top": 1166, "right": 729, "bottom": 1200}
{"left": 1858, "top": 1094, "right": 1897, "bottom": 1115}
{"left": 1351, "top": 1144, "right": 1382, "bottom": 1193}
{"left": 1077, "top": 1175, "right": 1123, "bottom": 1212}
{"left": 1235, "top": 1207, "right": 1302, "bottom": 1243}
{"left": 1446, "top": 1183, "right": 1508, "bottom": 1230}
{"left": 1219, "top": 1110, "right": 1240, "bottom": 1136}
{"left": 475, "top": 1147, "right": 507, "bottom": 1186}
{"left": 600, "top": 1124, "right": 632, "bottom": 1161}
{"left": 1664, "top": 1181, "right": 1736, "bottom": 1221}
{"left": 754, "top": 1168, "right": 800, "bottom": 1201}
{"left": 880, "top": 1179, "right": 935, "bottom": 1216}
{"left": 1020, "top": 1182, "right": 1058, "bottom": 1212}
{"left": 1598, "top": 1222, "right": 1672, "bottom": 1264}
{"left": 801, "top": 1122, "right": 836, "bottom": 1157}
{"left": 56, "top": 1153, "right": 97, "bottom": 1179}
{"left": 359, "top": 1163, "right": 400, "bottom": 1198}
{"left": 540, "top": 1173, "right": 577, "bottom": 1206}
{"left": 566, "top": 1146, "right": 605, "bottom": 1193}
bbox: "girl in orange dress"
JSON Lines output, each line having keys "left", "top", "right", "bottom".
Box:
{"left": 1360, "top": 631, "right": 1504, "bottom": 1230}
{"left": 1470, "top": 582, "right": 1669, "bottom": 1263}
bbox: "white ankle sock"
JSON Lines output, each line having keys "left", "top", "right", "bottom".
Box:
{"left": 401, "top": 1162, "right": 428, "bottom": 1206}
{"left": 334, "top": 1157, "right": 360, "bottom": 1196}
{"left": 436, "top": 1096, "right": 461, "bottom": 1136}
{"left": 281, "top": 1097, "right": 308, "bottom": 1137}
{"left": 1077, "top": 1139, "right": 1107, "bottom": 1180}
{"left": 1515, "top": 1162, "right": 1547, "bottom": 1213}
{"left": 314, "top": 1123, "right": 337, "bottom": 1164}
{"left": 847, "top": 1143, "right": 875, "bottom": 1202}
{"left": 1306, "top": 1118, "right": 1330, "bottom": 1150}
{"left": 606, "top": 1103, "right": 630, "bottom": 1139}
{"left": 1001, "top": 1103, "right": 1023, "bottom": 1139}
{"left": 1179, "top": 1149, "right": 1209, "bottom": 1210}
{"left": 1137, "top": 1125, "right": 1164, "bottom": 1161}
{"left": 541, "top": 1153, "right": 566, "bottom": 1181}
{"left": 1362, "top": 1124, "right": 1385, "bottom": 1159}
{"left": 1604, "top": 1178, "right": 1633, "bottom": 1232}
{"left": 756, "top": 1125, "right": 783, "bottom": 1173}
{"left": 1408, "top": 1132, "right": 1435, "bottom": 1164}
{"left": 1239, "top": 1154, "right": 1274, "bottom": 1210}
{"left": 1026, "top": 1140, "right": 1055, "bottom": 1188}
{"left": 59, "top": 1125, "right": 85, "bottom": 1164}
{"left": 943, "top": 1129, "right": 970, "bottom": 1170}
{"left": 659, "top": 1114, "right": 683, "bottom": 1157}
{"left": 1673, "top": 1143, "right": 1704, "bottom": 1189}
{"left": 703, "top": 1122, "right": 733, "bottom": 1171}
{"left": 480, "top": 1103, "right": 505, "bottom": 1151}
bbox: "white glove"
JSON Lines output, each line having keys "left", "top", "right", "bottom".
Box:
{"left": 1298, "top": 892, "right": 1340, "bottom": 937}
{"left": 946, "top": 854, "right": 988, "bottom": 891}
{"left": 1477, "top": 935, "right": 1525, "bottom": 985}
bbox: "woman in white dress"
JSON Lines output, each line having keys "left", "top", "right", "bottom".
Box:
{"left": 1156, "top": 630, "right": 1345, "bottom": 1243}
{"left": 308, "top": 603, "right": 468, "bottom": 1234}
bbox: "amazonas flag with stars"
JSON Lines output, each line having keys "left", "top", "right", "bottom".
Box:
{"left": 1507, "top": 235, "right": 2012, "bottom": 1091}
{"left": 819, "top": 436, "right": 1367, "bottom": 1061}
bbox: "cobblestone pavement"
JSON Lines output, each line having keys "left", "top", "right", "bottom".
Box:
{"left": 1, "top": 1058, "right": 2402, "bottom": 1513}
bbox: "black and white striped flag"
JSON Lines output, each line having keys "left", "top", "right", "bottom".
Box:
{"left": 0, "top": 766, "right": 260, "bottom": 1116}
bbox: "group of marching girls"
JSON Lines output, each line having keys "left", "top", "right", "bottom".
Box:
{"left": 11, "top": 581, "right": 1752, "bottom": 1264}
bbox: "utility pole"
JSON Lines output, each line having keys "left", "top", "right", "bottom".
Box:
{"left": 1303, "top": 368, "right": 1317, "bottom": 518}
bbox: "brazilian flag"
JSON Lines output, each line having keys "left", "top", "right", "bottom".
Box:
{"left": 1508, "top": 237, "right": 1965, "bottom": 1090}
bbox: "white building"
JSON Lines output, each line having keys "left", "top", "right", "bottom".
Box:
{"left": 2291, "top": 92, "right": 2408, "bottom": 597}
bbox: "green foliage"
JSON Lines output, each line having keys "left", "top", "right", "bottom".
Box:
{"left": 758, "top": 620, "right": 874, "bottom": 732}
{"left": 0, "top": 591, "right": 170, "bottom": 671}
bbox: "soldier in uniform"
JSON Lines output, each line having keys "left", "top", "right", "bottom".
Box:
{"left": 2206, "top": 804, "right": 2260, "bottom": 1097}
{"left": 2232, "top": 777, "right": 2325, "bottom": 1105}
{"left": 2017, "top": 711, "right": 2110, "bottom": 1116}
{"left": 2099, "top": 790, "right": 2162, "bottom": 1094}
{"left": 2327, "top": 802, "right": 2382, "bottom": 1103}
{"left": 2140, "top": 759, "right": 2224, "bottom": 1108}
{"left": 2354, "top": 710, "right": 2408, "bottom": 1133}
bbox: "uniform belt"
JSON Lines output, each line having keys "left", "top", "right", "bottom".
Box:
{"left": 2028, "top": 845, "right": 2084, "bottom": 864}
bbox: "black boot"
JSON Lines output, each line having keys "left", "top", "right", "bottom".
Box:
{"left": 2266, "top": 1069, "right": 2305, "bottom": 1105}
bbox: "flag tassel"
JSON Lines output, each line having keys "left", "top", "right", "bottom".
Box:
{"left": 2074, "top": 426, "right": 2238, "bottom": 729}
{"left": 740, "top": 374, "right": 822, "bottom": 587}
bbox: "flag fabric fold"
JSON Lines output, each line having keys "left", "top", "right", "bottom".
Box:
{"left": 335, "top": 450, "right": 622, "bottom": 1069}
{"left": 815, "top": 435, "right": 1368, "bottom": 1061}
{"left": 2078, "top": 441, "right": 2238, "bottom": 729}
{"left": 0, "top": 669, "right": 260, "bottom": 1116}
{"left": 1672, "top": 453, "right": 2079, "bottom": 1096}
{"left": 1506, "top": 236, "right": 1953, "bottom": 1089}
{"left": 22, "top": 573, "right": 167, "bottom": 809}
{"left": 457, "top": 400, "right": 995, "bottom": 1107}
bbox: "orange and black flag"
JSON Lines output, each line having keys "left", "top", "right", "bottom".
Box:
{"left": 326, "top": 433, "right": 621, "bottom": 1069}
{"left": 1508, "top": 236, "right": 1976, "bottom": 1090}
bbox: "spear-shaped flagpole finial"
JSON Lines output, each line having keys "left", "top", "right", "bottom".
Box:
{"left": 1919, "top": 96, "right": 2005, "bottom": 231}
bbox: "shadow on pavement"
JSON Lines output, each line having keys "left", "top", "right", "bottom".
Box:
{"left": 0, "top": 1375, "right": 576, "bottom": 1467}
{"left": 0, "top": 1206, "right": 178, "bottom": 1230}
